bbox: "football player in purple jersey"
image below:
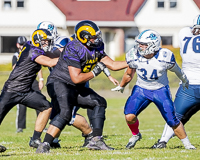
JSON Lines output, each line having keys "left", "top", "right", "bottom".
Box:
{"left": 36, "top": 20, "right": 128, "bottom": 153}
{"left": 0, "top": 29, "right": 58, "bottom": 151}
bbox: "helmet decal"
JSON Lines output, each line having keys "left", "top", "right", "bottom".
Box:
{"left": 48, "top": 24, "right": 54, "bottom": 31}
{"left": 32, "top": 30, "right": 47, "bottom": 47}
{"left": 147, "top": 33, "right": 157, "bottom": 40}
{"left": 77, "top": 26, "right": 96, "bottom": 43}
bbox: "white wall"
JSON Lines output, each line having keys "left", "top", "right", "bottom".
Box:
{"left": 0, "top": 0, "right": 67, "bottom": 37}
{"left": 135, "top": 0, "right": 200, "bottom": 47}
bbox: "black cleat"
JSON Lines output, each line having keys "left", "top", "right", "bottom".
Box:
{"left": 87, "top": 136, "right": 114, "bottom": 150}
{"left": 151, "top": 139, "right": 167, "bottom": 149}
{"left": 82, "top": 133, "right": 93, "bottom": 147}
{"left": 0, "top": 145, "right": 6, "bottom": 152}
{"left": 36, "top": 142, "right": 50, "bottom": 153}
{"left": 50, "top": 138, "right": 61, "bottom": 148}
{"left": 29, "top": 137, "right": 41, "bottom": 148}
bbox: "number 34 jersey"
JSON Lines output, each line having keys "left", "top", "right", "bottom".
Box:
{"left": 126, "top": 48, "right": 175, "bottom": 90}
{"left": 179, "top": 27, "right": 200, "bottom": 84}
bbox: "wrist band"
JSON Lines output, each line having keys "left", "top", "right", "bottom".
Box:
{"left": 39, "top": 78, "right": 44, "bottom": 81}
{"left": 103, "top": 68, "right": 111, "bottom": 77}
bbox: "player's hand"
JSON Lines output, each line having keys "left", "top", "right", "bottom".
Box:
{"left": 91, "top": 62, "right": 106, "bottom": 77}
{"left": 111, "top": 85, "right": 125, "bottom": 93}
{"left": 108, "top": 76, "right": 119, "bottom": 86}
{"left": 182, "top": 79, "right": 189, "bottom": 90}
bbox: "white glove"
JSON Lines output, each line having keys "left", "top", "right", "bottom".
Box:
{"left": 111, "top": 85, "right": 125, "bottom": 93}
{"left": 182, "top": 79, "right": 189, "bottom": 90}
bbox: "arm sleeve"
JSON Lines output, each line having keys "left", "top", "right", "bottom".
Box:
{"left": 169, "top": 63, "right": 187, "bottom": 82}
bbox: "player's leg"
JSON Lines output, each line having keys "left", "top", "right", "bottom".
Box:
{"left": 16, "top": 104, "right": 26, "bottom": 133}
{"left": 0, "top": 90, "right": 21, "bottom": 152}
{"left": 21, "top": 90, "right": 52, "bottom": 148}
{"left": 77, "top": 87, "right": 113, "bottom": 150}
{"left": 36, "top": 82, "right": 77, "bottom": 153}
{"left": 152, "top": 85, "right": 198, "bottom": 148}
{"left": 124, "top": 85, "right": 150, "bottom": 149}
{"left": 181, "top": 105, "right": 200, "bottom": 125}
{"left": 154, "top": 86, "right": 195, "bottom": 149}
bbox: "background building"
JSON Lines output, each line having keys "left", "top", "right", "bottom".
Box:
{"left": 0, "top": 0, "right": 199, "bottom": 63}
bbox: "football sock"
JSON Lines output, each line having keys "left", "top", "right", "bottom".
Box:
{"left": 92, "top": 128, "right": 102, "bottom": 137}
{"left": 32, "top": 130, "right": 42, "bottom": 140}
{"left": 127, "top": 119, "right": 139, "bottom": 135}
{"left": 159, "top": 123, "right": 175, "bottom": 143}
{"left": 43, "top": 133, "right": 54, "bottom": 144}
{"left": 181, "top": 136, "right": 191, "bottom": 145}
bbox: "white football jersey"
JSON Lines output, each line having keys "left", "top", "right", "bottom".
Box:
{"left": 179, "top": 27, "right": 200, "bottom": 84}
{"left": 126, "top": 48, "right": 175, "bottom": 90}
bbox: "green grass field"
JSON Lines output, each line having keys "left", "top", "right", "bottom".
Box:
{"left": 0, "top": 63, "right": 200, "bottom": 159}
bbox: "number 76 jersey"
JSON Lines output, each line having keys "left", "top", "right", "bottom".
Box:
{"left": 126, "top": 47, "right": 175, "bottom": 90}
{"left": 179, "top": 27, "right": 200, "bottom": 84}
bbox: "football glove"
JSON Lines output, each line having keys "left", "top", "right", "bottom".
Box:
{"left": 91, "top": 62, "right": 106, "bottom": 77}
{"left": 111, "top": 85, "right": 125, "bottom": 93}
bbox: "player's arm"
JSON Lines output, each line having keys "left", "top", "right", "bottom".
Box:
{"left": 100, "top": 56, "right": 128, "bottom": 71}
{"left": 38, "top": 69, "right": 44, "bottom": 90}
{"left": 68, "top": 66, "right": 95, "bottom": 84}
{"left": 68, "top": 62, "right": 105, "bottom": 84}
{"left": 120, "top": 67, "right": 135, "bottom": 87}
{"left": 35, "top": 55, "right": 58, "bottom": 67}
{"left": 111, "top": 67, "right": 136, "bottom": 93}
{"left": 169, "top": 63, "right": 189, "bottom": 90}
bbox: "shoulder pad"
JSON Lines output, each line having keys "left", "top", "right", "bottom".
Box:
{"left": 126, "top": 48, "right": 136, "bottom": 63}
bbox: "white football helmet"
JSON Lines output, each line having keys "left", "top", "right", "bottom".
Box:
{"left": 192, "top": 14, "right": 200, "bottom": 35}
{"left": 37, "top": 21, "right": 58, "bottom": 39}
{"left": 136, "top": 29, "right": 161, "bottom": 56}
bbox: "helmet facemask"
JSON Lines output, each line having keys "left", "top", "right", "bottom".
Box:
{"left": 32, "top": 29, "right": 54, "bottom": 52}
{"left": 85, "top": 31, "right": 103, "bottom": 48}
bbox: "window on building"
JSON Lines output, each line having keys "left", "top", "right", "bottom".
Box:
{"left": 17, "top": 0, "right": 24, "bottom": 8}
{"left": 170, "top": 0, "right": 177, "bottom": 8}
{"left": 1, "top": 36, "right": 18, "bottom": 53}
{"left": 3, "top": 0, "right": 11, "bottom": 10}
{"left": 161, "top": 36, "right": 172, "bottom": 45}
{"left": 157, "top": 0, "right": 164, "bottom": 8}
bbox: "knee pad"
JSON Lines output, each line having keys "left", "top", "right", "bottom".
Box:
{"left": 41, "top": 100, "right": 52, "bottom": 111}
{"left": 99, "top": 97, "right": 107, "bottom": 108}
{"left": 50, "top": 115, "right": 69, "bottom": 130}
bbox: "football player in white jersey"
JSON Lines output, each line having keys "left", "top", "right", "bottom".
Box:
{"left": 152, "top": 14, "right": 200, "bottom": 149}
{"left": 112, "top": 29, "right": 196, "bottom": 150}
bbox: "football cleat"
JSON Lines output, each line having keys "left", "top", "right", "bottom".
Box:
{"left": 126, "top": 132, "right": 142, "bottom": 149}
{"left": 0, "top": 145, "right": 6, "bottom": 152}
{"left": 29, "top": 137, "right": 41, "bottom": 148}
{"left": 82, "top": 133, "right": 93, "bottom": 147}
{"left": 50, "top": 138, "right": 61, "bottom": 148}
{"left": 184, "top": 143, "right": 196, "bottom": 150}
{"left": 16, "top": 128, "right": 23, "bottom": 133}
{"left": 87, "top": 136, "right": 114, "bottom": 150}
{"left": 151, "top": 139, "right": 166, "bottom": 149}
{"left": 36, "top": 142, "right": 50, "bottom": 153}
